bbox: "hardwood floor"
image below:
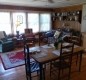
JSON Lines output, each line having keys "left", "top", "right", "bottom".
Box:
{"left": 71, "top": 55, "right": 86, "bottom": 80}
{"left": 0, "top": 52, "right": 86, "bottom": 80}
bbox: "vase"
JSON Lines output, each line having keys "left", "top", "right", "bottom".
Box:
{"left": 54, "top": 42, "right": 58, "bottom": 49}
{"left": 54, "top": 45, "right": 58, "bottom": 49}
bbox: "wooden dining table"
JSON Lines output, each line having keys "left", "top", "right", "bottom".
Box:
{"left": 30, "top": 44, "right": 84, "bottom": 80}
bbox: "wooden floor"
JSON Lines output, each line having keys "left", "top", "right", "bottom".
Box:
{"left": 0, "top": 52, "right": 86, "bottom": 80}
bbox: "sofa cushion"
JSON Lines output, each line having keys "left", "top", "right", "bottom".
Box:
{"left": 45, "top": 31, "right": 54, "bottom": 37}
{"left": 1, "top": 38, "right": 7, "bottom": 42}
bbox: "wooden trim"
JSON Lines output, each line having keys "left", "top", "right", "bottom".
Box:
{"left": 53, "top": 5, "right": 83, "bottom": 12}
{"left": 0, "top": 4, "right": 53, "bottom": 12}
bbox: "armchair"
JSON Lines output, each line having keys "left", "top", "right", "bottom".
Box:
{"left": 0, "top": 31, "right": 14, "bottom": 53}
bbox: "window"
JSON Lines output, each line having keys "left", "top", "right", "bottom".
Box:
{"left": 0, "top": 11, "right": 51, "bottom": 35}
{"left": 0, "top": 12, "right": 11, "bottom": 34}
{"left": 28, "top": 13, "right": 39, "bottom": 33}
{"left": 28, "top": 13, "right": 51, "bottom": 33}
{"left": 13, "top": 13, "right": 26, "bottom": 34}
{"left": 40, "top": 13, "right": 51, "bottom": 32}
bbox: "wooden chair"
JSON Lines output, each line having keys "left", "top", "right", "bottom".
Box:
{"left": 63, "top": 34, "right": 82, "bottom": 66}
{"left": 67, "top": 35, "right": 82, "bottom": 46}
{"left": 50, "top": 41, "right": 74, "bottom": 80}
{"left": 24, "top": 44, "right": 45, "bottom": 80}
{"left": 23, "top": 36, "right": 35, "bottom": 47}
{"left": 24, "top": 28, "right": 36, "bottom": 47}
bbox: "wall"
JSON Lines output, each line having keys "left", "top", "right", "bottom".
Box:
{"left": 81, "top": 4, "right": 86, "bottom": 32}
{"left": 53, "top": 5, "right": 83, "bottom": 31}
{"left": 53, "top": 20, "right": 81, "bottom": 31}
{"left": 54, "top": 5, "right": 82, "bottom": 12}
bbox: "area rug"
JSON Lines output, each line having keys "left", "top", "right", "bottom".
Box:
{"left": 0, "top": 49, "right": 25, "bottom": 70}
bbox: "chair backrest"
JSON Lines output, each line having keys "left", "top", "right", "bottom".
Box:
{"left": 63, "top": 33, "right": 82, "bottom": 46}
{"left": 25, "top": 28, "right": 33, "bottom": 34}
{"left": 70, "top": 35, "right": 82, "bottom": 46}
{"left": 24, "top": 44, "right": 31, "bottom": 73}
{"left": 60, "top": 41, "right": 74, "bottom": 65}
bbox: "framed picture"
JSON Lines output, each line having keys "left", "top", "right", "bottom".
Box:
{"left": 17, "top": 15, "right": 23, "bottom": 24}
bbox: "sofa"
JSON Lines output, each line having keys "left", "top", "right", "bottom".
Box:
{"left": 39, "top": 28, "right": 82, "bottom": 46}
{"left": 0, "top": 31, "right": 14, "bottom": 53}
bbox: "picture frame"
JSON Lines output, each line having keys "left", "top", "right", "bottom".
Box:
{"left": 17, "top": 15, "right": 23, "bottom": 24}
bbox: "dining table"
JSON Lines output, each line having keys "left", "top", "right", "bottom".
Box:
{"left": 30, "top": 43, "right": 84, "bottom": 80}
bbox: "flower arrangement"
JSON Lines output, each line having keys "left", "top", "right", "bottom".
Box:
{"left": 54, "top": 38, "right": 63, "bottom": 49}
{"left": 16, "top": 15, "right": 23, "bottom": 31}
{"left": 53, "top": 30, "right": 63, "bottom": 49}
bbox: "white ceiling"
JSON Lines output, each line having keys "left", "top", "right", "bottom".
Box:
{"left": 0, "top": 0, "right": 86, "bottom": 8}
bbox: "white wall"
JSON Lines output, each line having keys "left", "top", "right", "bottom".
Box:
{"left": 81, "top": 4, "right": 86, "bottom": 32}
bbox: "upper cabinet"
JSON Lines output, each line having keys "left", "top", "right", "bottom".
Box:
{"left": 52, "top": 10, "right": 82, "bottom": 23}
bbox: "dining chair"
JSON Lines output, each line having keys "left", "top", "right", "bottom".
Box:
{"left": 23, "top": 37, "right": 35, "bottom": 47}
{"left": 68, "top": 35, "right": 82, "bottom": 65}
{"left": 24, "top": 44, "right": 45, "bottom": 80}
{"left": 63, "top": 34, "right": 82, "bottom": 66}
{"left": 50, "top": 41, "right": 74, "bottom": 80}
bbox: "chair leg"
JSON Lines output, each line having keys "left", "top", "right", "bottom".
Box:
{"left": 26, "top": 74, "right": 32, "bottom": 80}
{"left": 37, "top": 71, "right": 40, "bottom": 80}
{"left": 26, "top": 75, "right": 28, "bottom": 80}
{"left": 76, "top": 54, "right": 79, "bottom": 66}
{"left": 68, "top": 67, "right": 71, "bottom": 80}
{"left": 62, "top": 69, "right": 64, "bottom": 74}
{"left": 26, "top": 71, "right": 29, "bottom": 80}
{"left": 43, "top": 69, "right": 45, "bottom": 80}
{"left": 58, "top": 68, "right": 61, "bottom": 80}
{"left": 50, "top": 62, "right": 53, "bottom": 78}
{"left": 28, "top": 73, "right": 32, "bottom": 80}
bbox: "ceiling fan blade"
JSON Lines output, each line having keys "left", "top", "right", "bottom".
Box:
{"left": 28, "top": 0, "right": 54, "bottom": 3}
{"left": 48, "top": 0, "right": 54, "bottom": 3}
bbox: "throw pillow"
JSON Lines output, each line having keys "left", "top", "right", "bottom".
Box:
{"left": 54, "top": 30, "right": 61, "bottom": 39}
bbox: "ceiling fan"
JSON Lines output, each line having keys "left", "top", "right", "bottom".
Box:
{"left": 30, "top": 0, "right": 54, "bottom": 3}
{"left": 47, "top": 0, "right": 54, "bottom": 3}
{"left": 29, "top": 0, "right": 69, "bottom": 3}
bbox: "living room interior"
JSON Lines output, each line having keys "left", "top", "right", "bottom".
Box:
{"left": 0, "top": 0, "right": 86, "bottom": 80}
